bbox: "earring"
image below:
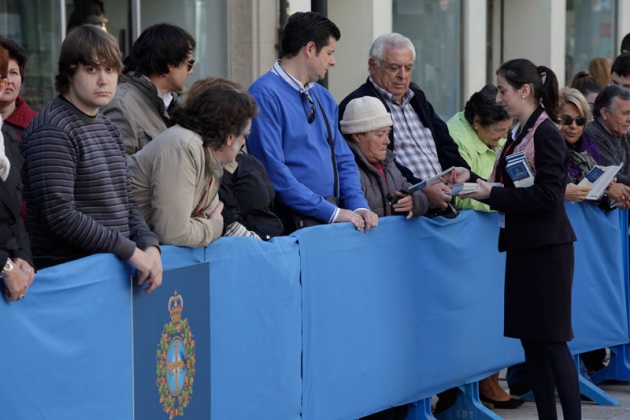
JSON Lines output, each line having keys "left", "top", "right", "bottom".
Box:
{"left": 521, "top": 95, "right": 525, "bottom": 99}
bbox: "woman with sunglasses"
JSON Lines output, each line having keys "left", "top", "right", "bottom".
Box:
{"left": 559, "top": 87, "right": 605, "bottom": 202}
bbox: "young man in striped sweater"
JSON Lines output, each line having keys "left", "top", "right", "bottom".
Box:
{"left": 20, "top": 25, "right": 162, "bottom": 292}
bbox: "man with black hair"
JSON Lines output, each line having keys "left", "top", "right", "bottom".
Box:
{"left": 247, "top": 11, "right": 377, "bottom": 234}
{"left": 103, "top": 23, "right": 196, "bottom": 155}
{"left": 621, "top": 33, "right": 630, "bottom": 55}
{"left": 611, "top": 53, "right": 630, "bottom": 89}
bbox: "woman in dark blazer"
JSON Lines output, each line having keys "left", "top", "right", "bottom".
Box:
{"left": 469, "top": 59, "right": 581, "bottom": 419}
{"left": 0, "top": 45, "right": 34, "bottom": 302}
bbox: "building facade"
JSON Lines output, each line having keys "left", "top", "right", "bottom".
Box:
{"left": 1, "top": 0, "right": 628, "bottom": 120}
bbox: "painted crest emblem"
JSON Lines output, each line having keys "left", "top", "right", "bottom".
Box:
{"left": 156, "top": 291, "right": 196, "bottom": 419}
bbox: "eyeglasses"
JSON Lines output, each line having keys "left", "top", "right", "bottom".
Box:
{"left": 186, "top": 59, "right": 196, "bottom": 71}
{"left": 561, "top": 116, "right": 586, "bottom": 126}
{"left": 301, "top": 92, "right": 316, "bottom": 124}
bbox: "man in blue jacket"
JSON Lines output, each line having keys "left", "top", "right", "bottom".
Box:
{"left": 247, "top": 12, "right": 377, "bottom": 234}
{"left": 339, "top": 33, "right": 476, "bottom": 212}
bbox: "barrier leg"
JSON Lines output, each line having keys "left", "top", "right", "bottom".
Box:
{"left": 590, "top": 344, "right": 630, "bottom": 384}
{"left": 574, "top": 355, "right": 619, "bottom": 406}
{"left": 432, "top": 383, "right": 501, "bottom": 420}
{"left": 406, "top": 397, "right": 436, "bottom": 420}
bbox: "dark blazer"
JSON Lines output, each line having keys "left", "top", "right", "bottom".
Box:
{"left": 339, "top": 79, "right": 477, "bottom": 183}
{"left": 489, "top": 106, "right": 576, "bottom": 252}
{"left": 0, "top": 127, "right": 32, "bottom": 266}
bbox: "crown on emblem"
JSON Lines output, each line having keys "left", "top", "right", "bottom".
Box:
{"left": 168, "top": 291, "right": 184, "bottom": 323}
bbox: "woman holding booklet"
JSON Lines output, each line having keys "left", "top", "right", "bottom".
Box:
{"left": 560, "top": 87, "right": 602, "bottom": 201}
{"left": 466, "top": 59, "right": 582, "bottom": 419}
{"left": 340, "top": 96, "right": 429, "bottom": 219}
{"left": 447, "top": 85, "right": 512, "bottom": 213}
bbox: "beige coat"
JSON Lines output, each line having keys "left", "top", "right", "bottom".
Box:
{"left": 128, "top": 125, "right": 223, "bottom": 247}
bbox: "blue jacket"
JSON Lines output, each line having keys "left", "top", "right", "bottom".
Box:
{"left": 247, "top": 72, "right": 369, "bottom": 223}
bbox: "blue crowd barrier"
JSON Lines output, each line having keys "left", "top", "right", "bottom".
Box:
{"left": 0, "top": 254, "right": 134, "bottom": 420}
{"left": 0, "top": 203, "right": 627, "bottom": 419}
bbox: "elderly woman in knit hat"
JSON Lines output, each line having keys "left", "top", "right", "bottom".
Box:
{"left": 340, "top": 97, "right": 428, "bottom": 218}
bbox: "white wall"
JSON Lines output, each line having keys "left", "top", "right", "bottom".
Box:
{"left": 288, "top": 0, "right": 310, "bottom": 13}
{"left": 462, "top": 0, "right": 487, "bottom": 101}
{"left": 328, "top": 0, "right": 392, "bottom": 102}
{"left": 501, "top": 0, "right": 566, "bottom": 85}
{"left": 618, "top": 0, "right": 630, "bottom": 54}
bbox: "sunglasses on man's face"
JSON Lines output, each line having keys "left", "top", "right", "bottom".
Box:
{"left": 561, "top": 116, "right": 586, "bottom": 126}
{"left": 186, "top": 59, "right": 196, "bottom": 71}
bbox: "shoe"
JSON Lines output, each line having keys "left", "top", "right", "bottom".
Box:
{"left": 479, "top": 394, "right": 525, "bottom": 409}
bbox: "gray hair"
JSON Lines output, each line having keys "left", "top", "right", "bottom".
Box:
{"left": 593, "top": 84, "right": 630, "bottom": 119}
{"left": 369, "top": 33, "right": 416, "bottom": 67}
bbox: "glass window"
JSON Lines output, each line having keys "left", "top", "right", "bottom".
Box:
{"left": 393, "top": 0, "right": 462, "bottom": 120}
{"left": 65, "top": 0, "right": 131, "bottom": 57}
{"left": 1, "top": 0, "right": 64, "bottom": 110}
{"left": 566, "top": 0, "right": 617, "bottom": 84}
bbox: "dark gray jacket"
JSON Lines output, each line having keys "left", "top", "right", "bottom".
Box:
{"left": 585, "top": 119, "right": 630, "bottom": 186}
{"left": 346, "top": 141, "right": 428, "bottom": 217}
{"left": 102, "top": 72, "right": 172, "bottom": 156}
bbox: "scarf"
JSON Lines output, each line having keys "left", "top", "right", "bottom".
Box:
{"left": 567, "top": 148, "right": 597, "bottom": 184}
{"left": 489, "top": 110, "right": 548, "bottom": 183}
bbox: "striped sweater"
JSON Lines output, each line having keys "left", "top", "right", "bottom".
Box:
{"left": 20, "top": 96, "right": 158, "bottom": 269}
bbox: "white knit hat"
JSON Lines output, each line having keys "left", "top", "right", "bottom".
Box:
{"left": 340, "top": 97, "right": 393, "bottom": 134}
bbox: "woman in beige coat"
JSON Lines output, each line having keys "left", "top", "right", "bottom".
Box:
{"left": 128, "top": 81, "right": 257, "bottom": 247}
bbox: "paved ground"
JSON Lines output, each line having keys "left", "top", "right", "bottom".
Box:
{"left": 494, "top": 381, "right": 630, "bottom": 419}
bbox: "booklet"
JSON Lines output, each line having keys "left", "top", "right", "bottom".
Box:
{"left": 578, "top": 163, "right": 623, "bottom": 200}
{"left": 505, "top": 152, "right": 534, "bottom": 188}
{"left": 409, "top": 166, "right": 455, "bottom": 193}
{"left": 449, "top": 182, "right": 479, "bottom": 196}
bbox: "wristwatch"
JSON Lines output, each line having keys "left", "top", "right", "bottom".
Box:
{"left": 0, "top": 258, "right": 13, "bottom": 279}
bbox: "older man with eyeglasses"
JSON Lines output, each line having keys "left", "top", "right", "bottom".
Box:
{"left": 247, "top": 12, "right": 378, "bottom": 234}
{"left": 102, "top": 23, "right": 196, "bottom": 156}
{"left": 339, "top": 33, "right": 477, "bottom": 216}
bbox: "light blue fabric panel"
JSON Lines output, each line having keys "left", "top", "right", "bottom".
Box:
{"left": 297, "top": 212, "right": 515, "bottom": 420}
{"left": 0, "top": 204, "right": 625, "bottom": 420}
{"left": 298, "top": 205, "right": 628, "bottom": 420}
{"left": 0, "top": 253, "right": 133, "bottom": 420}
{"left": 160, "top": 244, "right": 205, "bottom": 269}
{"left": 206, "top": 236, "right": 303, "bottom": 420}
{"left": 569, "top": 204, "right": 629, "bottom": 352}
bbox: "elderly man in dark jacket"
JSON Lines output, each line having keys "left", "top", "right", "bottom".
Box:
{"left": 339, "top": 33, "right": 476, "bottom": 214}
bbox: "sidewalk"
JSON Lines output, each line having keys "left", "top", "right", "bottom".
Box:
{"left": 494, "top": 382, "right": 630, "bottom": 419}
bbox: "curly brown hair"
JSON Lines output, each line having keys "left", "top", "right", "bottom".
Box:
{"left": 171, "top": 80, "right": 258, "bottom": 176}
